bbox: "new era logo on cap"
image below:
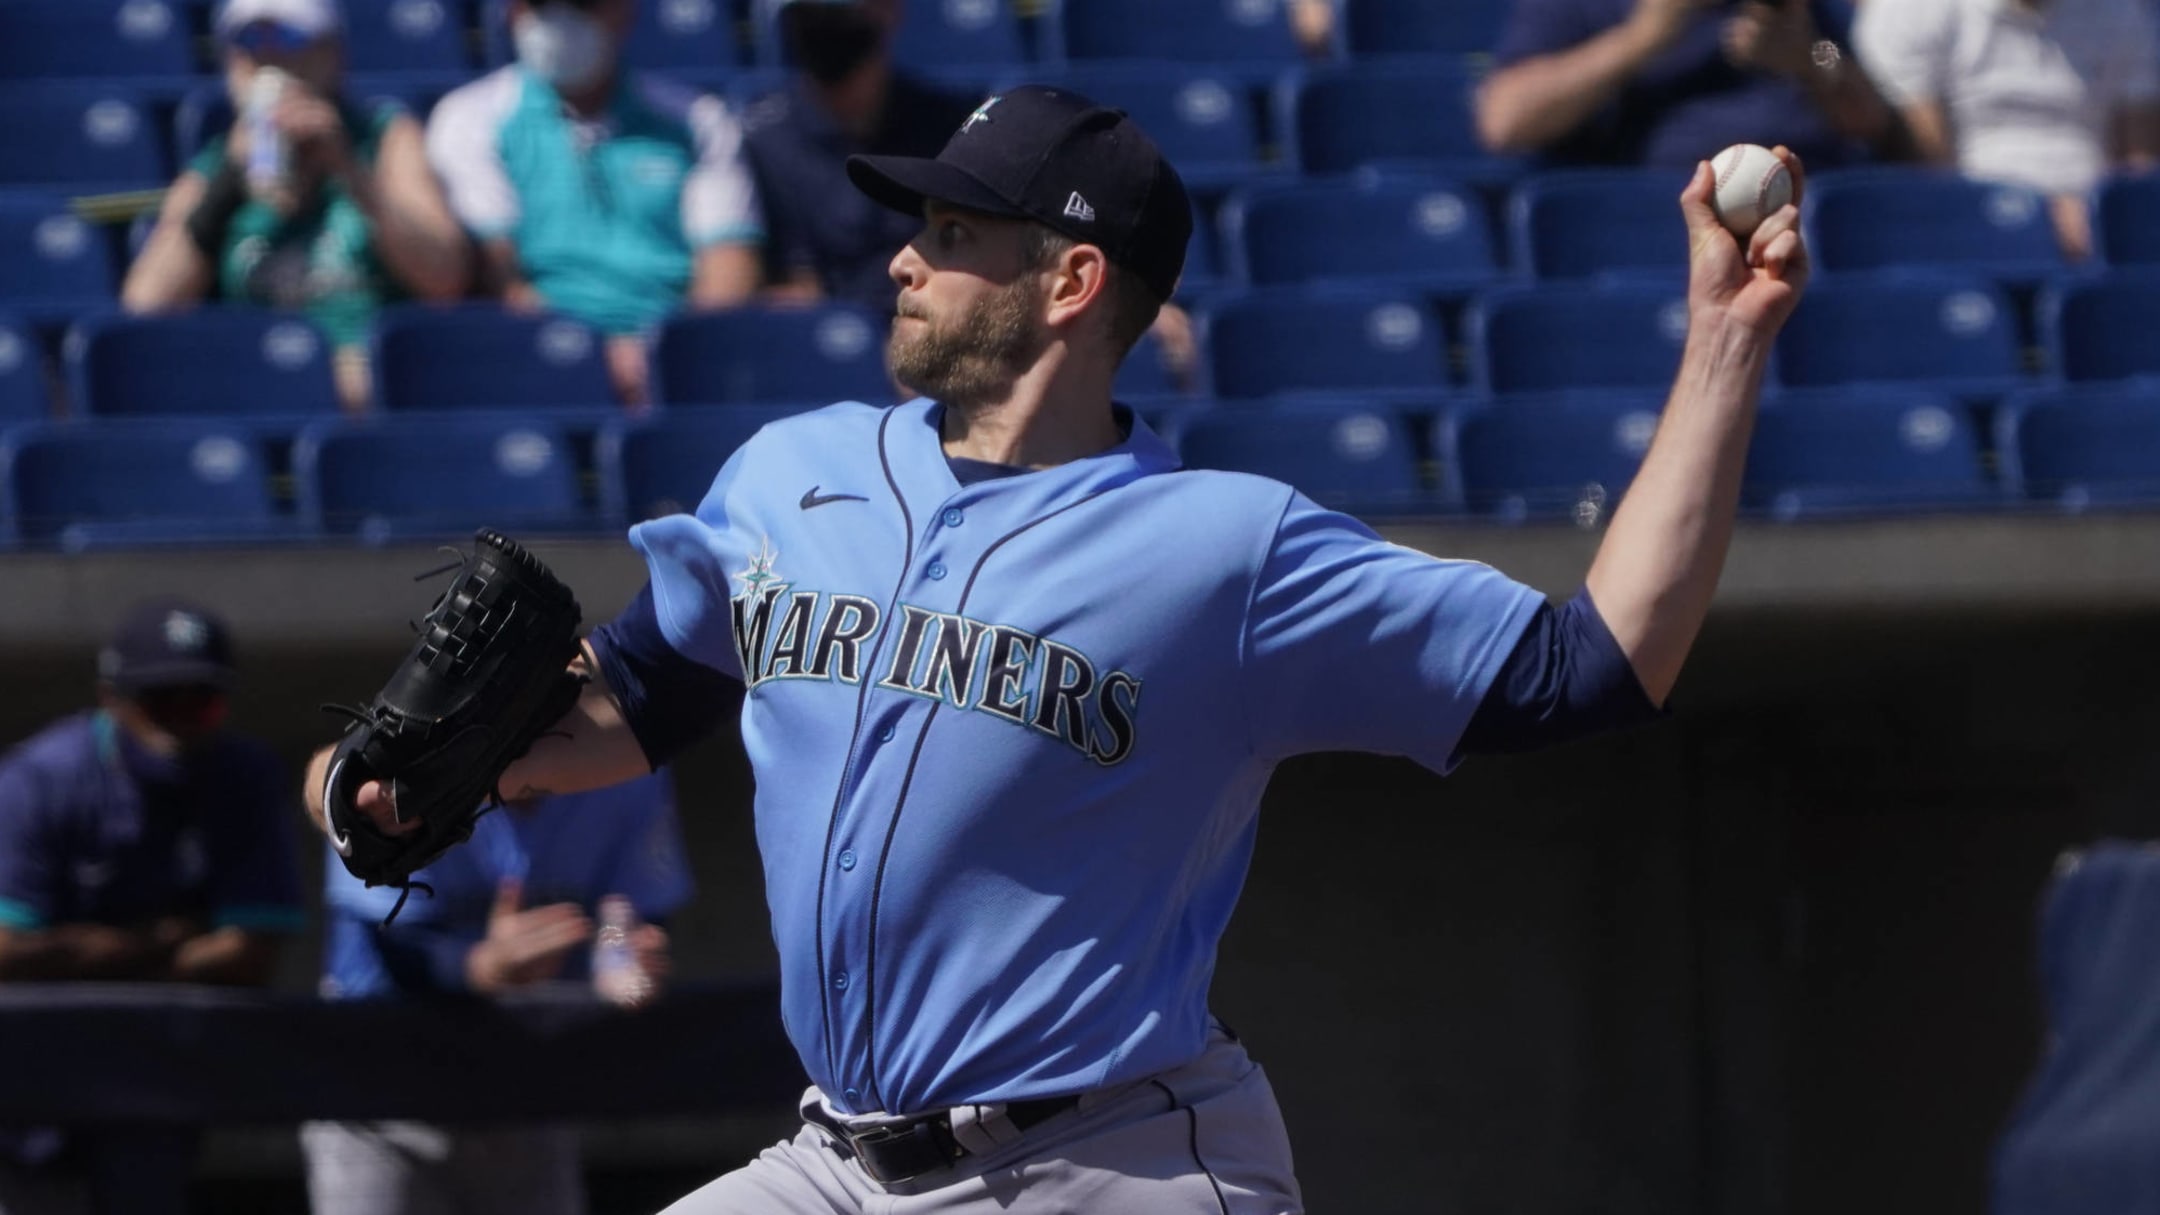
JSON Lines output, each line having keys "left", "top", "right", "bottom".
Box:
{"left": 1063, "top": 192, "right": 1095, "bottom": 223}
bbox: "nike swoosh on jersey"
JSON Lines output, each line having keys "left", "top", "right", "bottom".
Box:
{"left": 800, "top": 488, "right": 870, "bottom": 510}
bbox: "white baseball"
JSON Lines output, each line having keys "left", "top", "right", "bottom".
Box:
{"left": 1709, "top": 143, "right": 1794, "bottom": 240}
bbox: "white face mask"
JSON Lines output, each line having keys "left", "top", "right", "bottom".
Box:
{"left": 514, "top": 6, "right": 612, "bottom": 93}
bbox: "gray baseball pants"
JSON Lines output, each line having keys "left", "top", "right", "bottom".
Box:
{"left": 660, "top": 1026, "right": 1303, "bottom": 1214}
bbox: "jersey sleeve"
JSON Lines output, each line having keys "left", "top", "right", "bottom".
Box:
{"left": 681, "top": 94, "right": 765, "bottom": 249}
{"left": 1241, "top": 492, "right": 1544, "bottom": 772}
{"left": 205, "top": 750, "right": 308, "bottom": 932}
{"left": 0, "top": 762, "right": 57, "bottom": 929}
{"left": 626, "top": 442, "right": 758, "bottom": 680}
{"left": 426, "top": 76, "right": 521, "bottom": 239}
{"left": 601, "top": 772, "right": 695, "bottom": 919}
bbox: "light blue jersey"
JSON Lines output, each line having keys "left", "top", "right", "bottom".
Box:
{"left": 426, "top": 67, "right": 764, "bottom": 335}
{"left": 629, "top": 398, "right": 1541, "bottom": 1116}
{"left": 320, "top": 771, "right": 692, "bottom": 1000}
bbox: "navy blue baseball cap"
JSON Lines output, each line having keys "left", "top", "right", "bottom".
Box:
{"left": 847, "top": 85, "right": 1194, "bottom": 302}
{"left": 98, "top": 597, "right": 238, "bottom": 691}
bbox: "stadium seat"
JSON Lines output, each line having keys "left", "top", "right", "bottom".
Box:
{"left": 0, "top": 193, "right": 117, "bottom": 324}
{"left": 67, "top": 311, "right": 342, "bottom": 417}
{"left": 890, "top": 0, "right": 1027, "bottom": 68}
{"left": 1053, "top": 0, "right": 1305, "bottom": 69}
{"left": 1204, "top": 289, "right": 1449, "bottom": 399}
{"left": 0, "top": 87, "right": 168, "bottom": 192}
{"left": 1344, "top": 0, "right": 1507, "bottom": 55}
{"left": 1016, "top": 66, "right": 1271, "bottom": 191}
{"left": 483, "top": 0, "right": 739, "bottom": 70}
{"left": 0, "top": 0, "right": 196, "bottom": 83}
{"left": 2039, "top": 272, "right": 2160, "bottom": 383}
{"left": 2001, "top": 385, "right": 2160, "bottom": 510}
{"left": 295, "top": 414, "right": 589, "bottom": 541}
{"left": 1467, "top": 284, "right": 1691, "bottom": 396}
{"left": 1807, "top": 172, "right": 2063, "bottom": 279}
{"left": 1440, "top": 394, "right": 1664, "bottom": 522}
{"left": 343, "top": 0, "right": 471, "bottom": 73}
{"left": 1775, "top": 275, "right": 2022, "bottom": 395}
{"left": 1221, "top": 175, "right": 1497, "bottom": 292}
{"left": 1175, "top": 401, "right": 1429, "bottom": 516}
{"left": 1509, "top": 172, "right": 1688, "bottom": 281}
{"left": 0, "top": 319, "right": 46, "bottom": 422}
{"left": 599, "top": 406, "right": 801, "bottom": 524}
{"left": 1114, "top": 329, "right": 1192, "bottom": 402}
{"left": 0, "top": 420, "right": 292, "bottom": 550}
{"left": 1744, "top": 388, "right": 1995, "bottom": 520}
{"left": 2098, "top": 177, "right": 2160, "bottom": 266}
{"left": 373, "top": 306, "right": 614, "bottom": 410}
{"left": 652, "top": 306, "right": 894, "bottom": 407}
{"left": 1278, "top": 61, "right": 1486, "bottom": 176}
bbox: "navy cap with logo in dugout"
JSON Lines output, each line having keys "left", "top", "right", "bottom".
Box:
{"left": 845, "top": 85, "right": 1194, "bottom": 302}
{"left": 98, "top": 597, "right": 238, "bottom": 693}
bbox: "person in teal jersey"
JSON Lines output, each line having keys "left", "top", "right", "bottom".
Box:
{"left": 427, "top": 0, "right": 767, "bottom": 407}
{"left": 122, "top": 0, "right": 471, "bottom": 412}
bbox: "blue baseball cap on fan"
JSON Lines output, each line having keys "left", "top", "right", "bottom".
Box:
{"left": 846, "top": 84, "right": 1194, "bottom": 302}
{"left": 98, "top": 597, "right": 238, "bottom": 692}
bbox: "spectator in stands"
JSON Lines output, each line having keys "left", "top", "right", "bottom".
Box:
{"left": 428, "top": 0, "right": 765, "bottom": 408}
{"left": 122, "top": 0, "right": 471, "bottom": 413}
{"left": 1855, "top": 0, "right": 2160, "bottom": 261}
{"left": 1477, "top": 0, "right": 1905, "bottom": 169}
{"left": 0, "top": 598, "right": 305, "bottom": 1215}
{"left": 744, "top": 0, "right": 1197, "bottom": 388}
{"left": 301, "top": 772, "right": 691, "bottom": 1215}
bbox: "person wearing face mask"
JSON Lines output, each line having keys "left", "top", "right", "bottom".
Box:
{"left": 427, "top": 0, "right": 767, "bottom": 408}
{"left": 0, "top": 597, "right": 305, "bottom": 1215}
{"left": 742, "top": 0, "right": 1200, "bottom": 388}
{"left": 122, "top": 0, "right": 472, "bottom": 413}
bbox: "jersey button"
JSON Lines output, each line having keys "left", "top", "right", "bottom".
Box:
{"left": 833, "top": 971, "right": 849, "bottom": 991}
{"left": 926, "top": 561, "right": 947, "bottom": 581}
{"left": 843, "top": 1087, "right": 860, "bottom": 1104}
{"left": 941, "top": 507, "right": 964, "bottom": 528}
{"left": 838, "top": 848, "right": 857, "bottom": 871}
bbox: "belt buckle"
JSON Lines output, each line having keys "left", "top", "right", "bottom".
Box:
{"left": 844, "top": 1121, "right": 931, "bottom": 1187}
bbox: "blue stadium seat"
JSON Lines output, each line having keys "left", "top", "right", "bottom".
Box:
{"left": 0, "top": 0, "right": 196, "bottom": 83}
{"left": 1440, "top": 394, "right": 1663, "bottom": 522}
{"left": 1509, "top": 172, "right": 1687, "bottom": 281}
{"left": 2098, "top": 177, "right": 2160, "bottom": 266}
{"left": 67, "top": 311, "right": 341, "bottom": 417}
{"left": 373, "top": 306, "right": 614, "bottom": 410}
{"left": 889, "top": 0, "right": 1027, "bottom": 68}
{"left": 1278, "top": 61, "right": 1485, "bottom": 176}
{"left": 0, "top": 318, "right": 47, "bottom": 422}
{"left": 1807, "top": 172, "right": 2063, "bottom": 279}
{"left": 0, "top": 420, "right": 292, "bottom": 550}
{"left": 1468, "top": 284, "right": 1691, "bottom": 396}
{"left": 1776, "top": 276, "right": 2021, "bottom": 395}
{"left": 599, "top": 406, "right": 802, "bottom": 523}
{"left": 1017, "top": 66, "right": 1270, "bottom": 192}
{"left": 2001, "top": 385, "right": 2160, "bottom": 510}
{"left": 1221, "top": 176, "right": 1496, "bottom": 292}
{"left": 1744, "top": 388, "right": 1995, "bottom": 520}
{"left": 1054, "top": 0, "right": 1305, "bottom": 70}
{"left": 1175, "top": 401, "right": 1429, "bottom": 516}
{"left": 2039, "top": 272, "right": 2160, "bottom": 383}
{"left": 1114, "top": 328, "right": 1194, "bottom": 403}
{"left": 295, "top": 414, "right": 589, "bottom": 541}
{"left": 343, "top": 0, "right": 471, "bottom": 73}
{"left": 1204, "top": 289, "right": 1449, "bottom": 399}
{"left": 0, "top": 193, "right": 116, "bottom": 324}
{"left": 652, "top": 306, "right": 894, "bottom": 406}
{"left": 0, "top": 87, "right": 168, "bottom": 192}
{"left": 1344, "top": 0, "right": 1507, "bottom": 55}
{"left": 483, "top": 0, "right": 739, "bottom": 70}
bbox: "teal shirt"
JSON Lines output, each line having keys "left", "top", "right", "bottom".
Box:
{"left": 429, "top": 68, "right": 766, "bottom": 335}
{"left": 190, "top": 101, "right": 404, "bottom": 350}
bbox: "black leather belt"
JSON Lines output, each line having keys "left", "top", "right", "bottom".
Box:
{"left": 810, "top": 1094, "right": 1081, "bottom": 1185}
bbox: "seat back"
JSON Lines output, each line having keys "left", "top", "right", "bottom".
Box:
{"left": 1205, "top": 289, "right": 1449, "bottom": 399}
{"left": 1468, "top": 285, "right": 1691, "bottom": 396}
{"left": 374, "top": 307, "right": 615, "bottom": 410}
{"left": 67, "top": 311, "right": 342, "bottom": 417}
{"left": 652, "top": 306, "right": 893, "bottom": 406}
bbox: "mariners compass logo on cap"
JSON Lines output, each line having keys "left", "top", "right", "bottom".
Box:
{"left": 961, "top": 95, "right": 999, "bottom": 134}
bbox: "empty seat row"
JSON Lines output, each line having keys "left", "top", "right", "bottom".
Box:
{"left": 12, "top": 385, "right": 2160, "bottom": 550}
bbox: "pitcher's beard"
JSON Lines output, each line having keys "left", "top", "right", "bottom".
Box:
{"left": 887, "top": 277, "right": 1046, "bottom": 408}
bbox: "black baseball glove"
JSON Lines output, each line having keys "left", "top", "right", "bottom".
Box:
{"left": 320, "top": 529, "right": 587, "bottom": 918}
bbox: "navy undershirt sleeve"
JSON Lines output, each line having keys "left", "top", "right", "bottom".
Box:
{"left": 1455, "top": 587, "right": 1663, "bottom": 756}
{"left": 587, "top": 584, "right": 745, "bottom": 770}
